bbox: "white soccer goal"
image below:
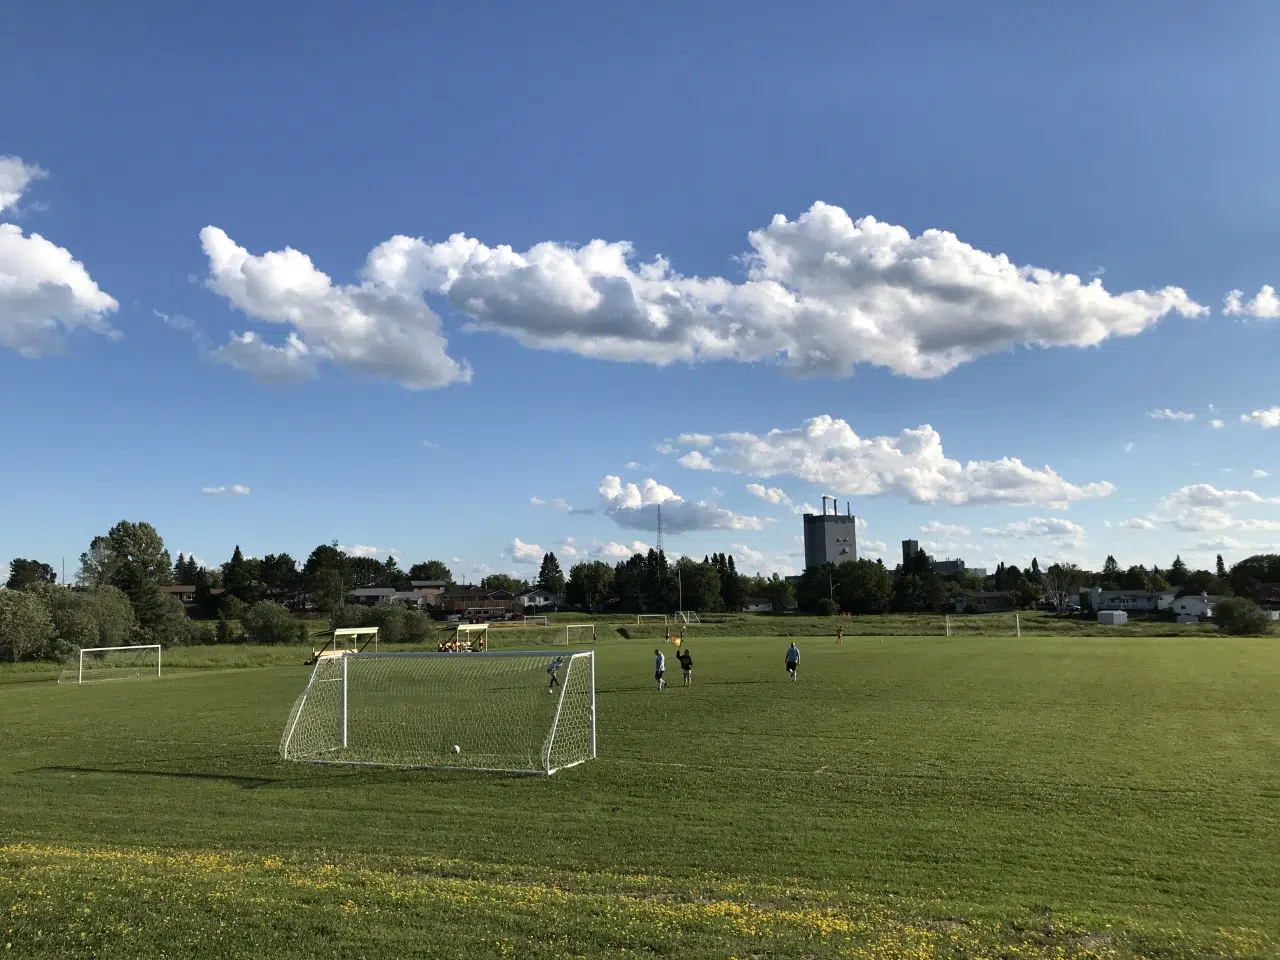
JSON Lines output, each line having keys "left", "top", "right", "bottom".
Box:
{"left": 279, "top": 650, "right": 596, "bottom": 774}
{"left": 676, "top": 611, "right": 701, "bottom": 625}
{"left": 521, "top": 616, "right": 548, "bottom": 626}
{"left": 58, "top": 645, "right": 162, "bottom": 685}
{"left": 559, "top": 623, "right": 596, "bottom": 645}
{"left": 636, "top": 614, "right": 668, "bottom": 626}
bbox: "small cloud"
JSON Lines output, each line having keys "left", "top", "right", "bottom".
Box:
{"left": 1253, "top": 469, "right": 1270, "bottom": 478}
{"left": 1210, "top": 419, "right": 1225, "bottom": 430}
{"left": 422, "top": 439, "right": 437, "bottom": 449}
{"left": 508, "top": 538, "right": 542, "bottom": 564}
{"left": 729, "top": 543, "right": 766, "bottom": 567}
{"left": 1124, "top": 442, "right": 1134, "bottom": 453}
{"left": 625, "top": 461, "right": 644, "bottom": 470}
{"left": 1208, "top": 403, "right": 1218, "bottom": 414}
{"left": 711, "top": 485, "right": 724, "bottom": 498}
{"left": 341, "top": 544, "right": 399, "bottom": 558}
{"left": 1241, "top": 407, "right": 1280, "bottom": 429}
{"left": 745, "top": 483, "right": 791, "bottom": 505}
{"left": 920, "top": 521, "right": 970, "bottom": 537}
{"left": 1114, "top": 517, "right": 1156, "bottom": 530}
{"left": 594, "top": 540, "right": 650, "bottom": 560}
{"left": 860, "top": 538, "right": 888, "bottom": 555}
{"left": 201, "top": 484, "right": 251, "bottom": 496}
{"left": 1148, "top": 409, "right": 1195, "bottom": 422}
{"left": 1224, "top": 286, "right": 1280, "bottom": 319}
{"left": 154, "top": 308, "right": 195, "bottom": 332}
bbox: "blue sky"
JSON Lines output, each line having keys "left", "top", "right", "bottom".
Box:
{"left": 3, "top": 1, "right": 1280, "bottom": 584}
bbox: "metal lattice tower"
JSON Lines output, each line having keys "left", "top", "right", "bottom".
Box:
{"left": 656, "top": 502, "right": 664, "bottom": 555}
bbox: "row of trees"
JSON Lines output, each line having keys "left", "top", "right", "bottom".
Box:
{"left": 562, "top": 549, "right": 792, "bottom": 614}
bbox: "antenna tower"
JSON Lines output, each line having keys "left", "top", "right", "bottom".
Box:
{"left": 656, "top": 502, "right": 664, "bottom": 555}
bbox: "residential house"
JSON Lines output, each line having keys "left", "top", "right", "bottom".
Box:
{"left": 1083, "top": 587, "right": 1176, "bottom": 613}
{"left": 742, "top": 597, "right": 773, "bottom": 613}
{"left": 1170, "top": 594, "right": 1224, "bottom": 622}
{"left": 345, "top": 587, "right": 424, "bottom": 607}
{"left": 159, "top": 584, "right": 224, "bottom": 611}
{"left": 516, "top": 588, "right": 560, "bottom": 610}
{"left": 440, "top": 586, "right": 519, "bottom": 617}
{"left": 409, "top": 581, "right": 448, "bottom": 606}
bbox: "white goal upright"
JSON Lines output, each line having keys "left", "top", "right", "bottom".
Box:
{"left": 280, "top": 650, "right": 596, "bottom": 775}
{"left": 559, "top": 623, "right": 596, "bottom": 645}
{"left": 58, "top": 645, "right": 162, "bottom": 685}
{"left": 636, "top": 614, "right": 668, "bottom": 626}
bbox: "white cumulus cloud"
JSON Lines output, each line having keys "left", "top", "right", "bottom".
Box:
{"left": 362, "top": 202, "right": 1204, "bottom": 380}
{"left": 201, "top": 484, "right": 251, "bottom": 496}
{"left": 200, "top": 226, "right": 471, "bottom": 389}
{"left": 1148, "top": 408, "right": 1195, "bottom": 421}
{"left": 1224, "top": 286, "right": 1280, "bottom": 319}
{"left": 0, "top": 156, "right": 119, "bottom": 357}
{"left": 597, "top": 475, "right": 763, "bottom": 533}
{"left": 921, "top": 521, "right": 970, "bottom": 537}
{"left": 745, "top": 483, "right": 791, "bottom": 505}
{"left": 1110, "top": 517, "right": 1157, "bottom": 530}
{"left": 859, "top": 538, "right": 888, "bottom": 556}
{"left": 508, "top": 538, "right": 542, "bottom": 564}
{"left": 668, "top": 415, "right": 1113, "bottom": 508}
{"left": 982, "top": 517, "right": 1087, "bottom": 546}
{"left": 1253, "top": 469, "right": 1270, "bottom": 478}
{"left": 1241, "top": 407, "right": 1280, "bottom": 429}
{"left": 594, "top": 539, "right": 651, "bottom": 560}
{"left": 730, "top": 544, "right": 767, "bottom": 567}
{"left": 1210, "top": 419, "right": 1225, "bottom": 429}
{"left": 1155, "top": 484, "right": 1280, "bottom": 534}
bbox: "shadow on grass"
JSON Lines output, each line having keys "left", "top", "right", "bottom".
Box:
{"left": 29, "top": 763, "right": 537, "bottom": 791}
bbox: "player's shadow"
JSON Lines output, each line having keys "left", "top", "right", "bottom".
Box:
{"left": 32, "top": 764, "right": 281, "bottom": 790}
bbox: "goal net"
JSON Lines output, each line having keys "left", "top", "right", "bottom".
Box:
{"left": 58, "top": 645, "right": 162, "bottom": 685}
{"left": 676, "top": 611, "right": 701, "bottom": 625}
{"left": 280, "top": 651, "right": 596, "bottom": 775}
{"left": 636, "top": 614, "right": 668, "bottom": 626}
{"left": 559, "top": 623, "right": 596, "bottom": 645}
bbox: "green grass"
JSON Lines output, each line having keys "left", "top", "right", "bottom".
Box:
{"left": 2, "top": 634, "right": 1277, "bottom": 958}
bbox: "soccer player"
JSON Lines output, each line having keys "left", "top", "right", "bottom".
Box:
{"left": 654, "top": 648, "right": 666, "bottom": 690}
{"left": 546, "top": 655, "right": 565, "bottom": 693}
{"left": 836, "top": 625, "right": 843, "bottom": 644}
{"left": 677, "top": 646, "right": 693, "bottom": 686}
{"left": 785, "top": 642, "right": 800, "bottom": 681}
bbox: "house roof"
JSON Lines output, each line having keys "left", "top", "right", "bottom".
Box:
{"left": 159, "top": 584, "right": 195, "bottom": 593}
{"left": 347, "top": 587, "right": 397, "bottom": 597}
{"left": 410, "top": 580, "right": 448, "bottom": 588}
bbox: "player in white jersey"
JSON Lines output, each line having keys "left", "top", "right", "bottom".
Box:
{"left": 654, "top": 648, "right": 666, "bottom": 690}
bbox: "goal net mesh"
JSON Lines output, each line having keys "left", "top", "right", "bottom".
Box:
{"left": 58, "top": 645, "right": 161, "bottom": 685}
{"left": 280, "top": 651, "right": 595, "bottom": 774}
{"left": 559, "top": 624, "right": 595, "bottom": 645}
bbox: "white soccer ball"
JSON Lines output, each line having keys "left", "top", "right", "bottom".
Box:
{"left": 451, "top": 744, "right": 461, "bottom": 754}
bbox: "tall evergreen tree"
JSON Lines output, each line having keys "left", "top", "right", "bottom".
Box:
{"left": 1168, "top": 555, "right": 1189, "bottom": 587}
{"left": 536, "top": 552, "right": 566, "bottom": 596}
{"left": 726, "top": 554, "right": 740, "bottom": 611}
{"left": 223, "top": 546, "right": 255, "bottom": 601}
{"left": 1216, "top": 554, "right": 1227, "bottom": 578}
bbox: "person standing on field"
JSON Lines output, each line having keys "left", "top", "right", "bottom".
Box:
{"left": 654, "top": 648, "right": 666, "bottom": 690}
{"left": 546, "top": 656, "right": 565, "bottom": 693}
{"left": 835, "top": 625, "right": 844, "bottom": 644}
{"left": 677, "top": 647, "right": 693, "bottom": 686}
{"left": 785, "top": 642, "right": 800, "bottom": 681}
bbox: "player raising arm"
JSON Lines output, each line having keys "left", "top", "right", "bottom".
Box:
{"left": 677, "top": 646, "right": 693, "bottom": 686}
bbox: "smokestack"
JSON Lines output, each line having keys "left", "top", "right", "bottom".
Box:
{"left": 820, "top": 495, "right": 828, "bottom": 516}
{"left": 846, "top": 501, "right": 851, "bottom": 517}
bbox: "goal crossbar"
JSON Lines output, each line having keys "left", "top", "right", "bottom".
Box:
{"left": 59, "top": 644, "right": 162, "bottom": 685}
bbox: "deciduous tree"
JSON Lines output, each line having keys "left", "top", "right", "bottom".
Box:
{"left": 0, "top": 589, "right": 55, "bottom": 661}
{"left": 566, "top": 561, "right": 614, "bottom": 613}
{"left": 407, "top": 560, "right": 453, "bottom": 583}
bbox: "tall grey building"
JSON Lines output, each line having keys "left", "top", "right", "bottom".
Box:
{"left": 803, "top": 497, "right": 858, "bottom": 569}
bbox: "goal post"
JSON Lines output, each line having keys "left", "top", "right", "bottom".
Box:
{"left": 58, "top": 645, "right": 162, "bottom": 685}
{"left": 676, "top": 611, "right": 701, "bottom": 625}
{"left": 280, "top": 650, "right": 596, "bottom": 775}
{"left": 560, "top": 623, "right": 596, "bottom": 645}
{"left": 636, "top": 614, "right": 668, "bottom": 626}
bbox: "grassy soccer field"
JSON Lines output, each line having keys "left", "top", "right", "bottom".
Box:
{"left": 2, "top": 634, "right": 1278, "bottom": 959}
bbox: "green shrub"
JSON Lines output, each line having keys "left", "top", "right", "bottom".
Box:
{"left": 0, "top": 589, "right": 56, "bottom": 660}
{"left": 1212, "top": 597, "right": 1272, "bottom": 636}
{"left": 244, "top": 601, "right": 303, "bottom": 645}
{"left": 817, "top": 598, "right": 840, "bottom": 617}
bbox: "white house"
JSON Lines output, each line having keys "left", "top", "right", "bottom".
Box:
{"left": 1170, "top": 594, "right": 1223, "bottom": 621}
{"left": 742, "top": 597, "right": 773, "bottom": 613}
{"left": 516, "top": 588, "right": 559, "bottom": 610}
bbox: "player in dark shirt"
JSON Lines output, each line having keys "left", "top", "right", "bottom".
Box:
{"left": 677, "top": 648, "right": 693, "bottom": 686}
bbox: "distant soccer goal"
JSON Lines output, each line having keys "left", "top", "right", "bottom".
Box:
{"left": 676, "top": 611, "right": 701, "bottom": 625}
{"left": 559, "top": 623, "right": 596, "bottom": 646}
{"left": 279, "top": 650, "right": 596, "bottom": 774}
{"left": 636, "top": 614, "right": 668, "bottom": 626}
{"left": 521, "top": 616, "right": 548, "bottom": 626}
{"left": 58, "top": 645, "right": 162, "bottom": 685}
{"left": 333, "top": 627, "right": 379, "bottom": 652}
